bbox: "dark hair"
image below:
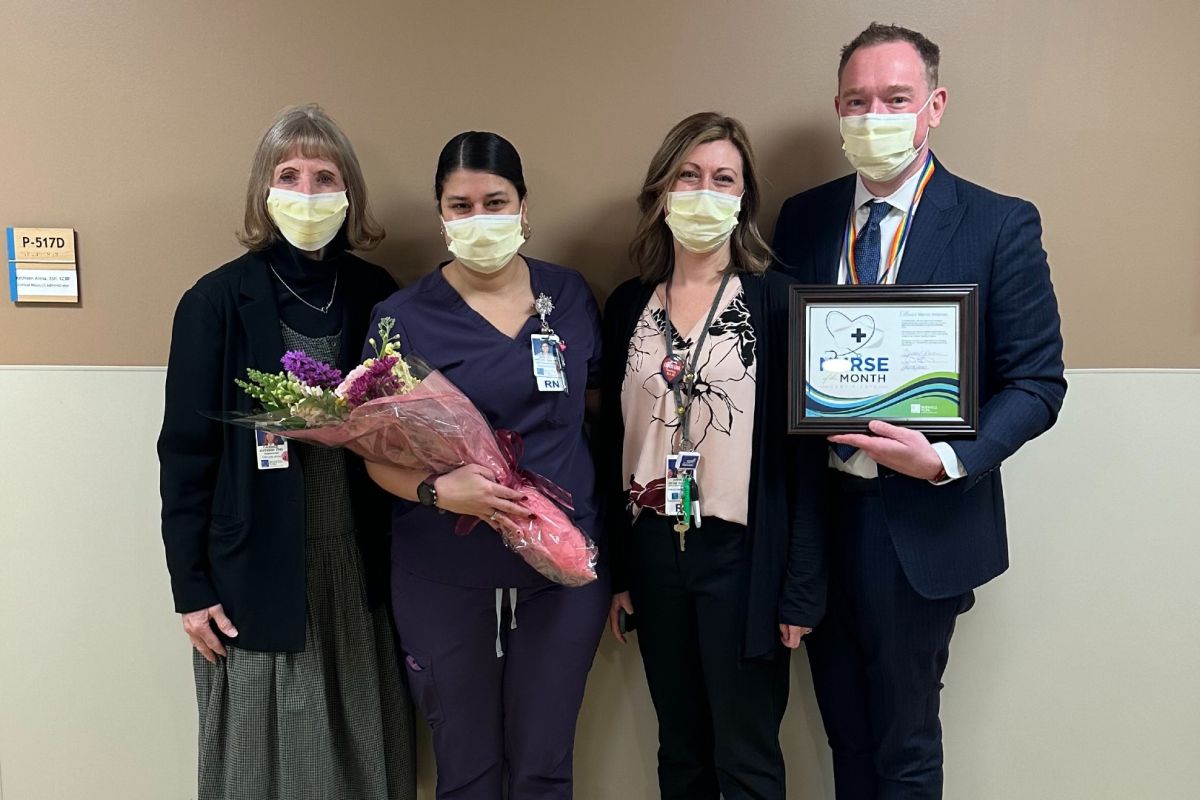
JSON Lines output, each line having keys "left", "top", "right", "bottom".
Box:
{"left": 434, "top": 131, "right": 527, "bottom": 201}
{"left": 839, "top": 23, "right": 940, "bottom": 89}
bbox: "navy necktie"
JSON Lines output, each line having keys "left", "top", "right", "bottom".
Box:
{"left": 853, "top": 200, "right": 892, "bottom": 286}
{"left": 835, "top": 201, "right": 892, "bottom": 464}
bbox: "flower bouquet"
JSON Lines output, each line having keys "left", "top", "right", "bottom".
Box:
{"left": 228, "top": 317, "right": 598, "bottom": 587}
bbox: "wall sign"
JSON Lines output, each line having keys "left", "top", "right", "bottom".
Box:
{"left": 8, "top": 227, "right": 78, "bottom": 303}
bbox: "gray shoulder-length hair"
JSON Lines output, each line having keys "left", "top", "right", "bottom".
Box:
{"left": 237, "top": 104, "right": 385, "bottom": 251}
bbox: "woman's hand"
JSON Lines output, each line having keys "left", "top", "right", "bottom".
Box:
{"left": 608, "top": 592, "right": 635, "bottom": 644}
{"left": 434, "top": 464, "right": 531, "bottom": 521}
{"left": 183, "top": 603, "right": 238, "bottom": 663}
{"left": 779, "top": 624, "right": 812, "bottom": 649}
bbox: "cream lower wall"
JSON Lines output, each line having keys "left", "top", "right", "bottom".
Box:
{"left": 0, "top": 369, "right": 1196, "bottom": 799}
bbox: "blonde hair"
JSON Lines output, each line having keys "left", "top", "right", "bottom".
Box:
{"left": 629, "top": 112, "right": 772, "bottom": 283}
{"left": 237, "top": 104, "right": 384, "bottom": 251}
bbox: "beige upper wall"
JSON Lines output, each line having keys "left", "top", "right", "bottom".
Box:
{"left": 1, "top": 0, "right": 1196, "bottom": 367}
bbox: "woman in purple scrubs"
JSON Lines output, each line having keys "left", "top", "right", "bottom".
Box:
{"left": 364, "top": 131, "right": 609, "bottom": 800}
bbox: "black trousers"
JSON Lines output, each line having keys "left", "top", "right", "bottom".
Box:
{"left": 805, "top": 476, "right": 974, "bottom": 800}
{"left": 629, "top": 513, "right": 791, "bottom": 800}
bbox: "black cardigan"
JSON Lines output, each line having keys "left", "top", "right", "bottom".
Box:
{"left": 600, "top": 269, "right": 827, "bottom": 659}
{"left": 157, "top": 249, "right": 397, "bottom": 652}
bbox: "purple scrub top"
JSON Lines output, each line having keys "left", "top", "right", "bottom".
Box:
{"left": 364, "top": 257, "right": 604, "bottom": 588}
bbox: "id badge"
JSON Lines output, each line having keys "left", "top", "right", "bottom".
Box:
{"left": 531, "top": 334, "right": 566, "bottom": 392}
{"left": 664, "top": 451, "right": 700, "bottom": 516}
{"left": 256, "top": 429, "right": 289, "bottom": 470}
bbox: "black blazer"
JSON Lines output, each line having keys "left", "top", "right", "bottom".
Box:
{"left": 772, "top": 156, "right": 1067, "bottom": 598}
{"left": 157, "top": 249, "right": 397, "bottom": 652}
{"left": 600, "top": 269, "right": 827, "bottom": 660}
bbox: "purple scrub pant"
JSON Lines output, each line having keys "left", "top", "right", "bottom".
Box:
{"left": 392, "top": 570, "right": 610, "bottom": 799}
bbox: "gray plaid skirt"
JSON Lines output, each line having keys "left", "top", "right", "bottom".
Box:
{"left": 193, "top": 328, "right": 415, "bottom": 800}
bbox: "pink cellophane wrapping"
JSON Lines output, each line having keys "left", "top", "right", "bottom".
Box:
{"left": 277, "top": 370, "right": 598, "bottom": 587}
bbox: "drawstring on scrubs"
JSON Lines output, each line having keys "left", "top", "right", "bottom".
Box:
{"left": 494, "top": 588, "right": 519, "bottom": 658}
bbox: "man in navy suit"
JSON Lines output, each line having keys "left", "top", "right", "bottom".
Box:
{"left": 772, "top": 23, "right": 1066, "bottom": 799}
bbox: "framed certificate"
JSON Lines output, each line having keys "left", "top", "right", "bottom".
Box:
{"left": 788, "top": 284, "right": 979, "bottom": 435}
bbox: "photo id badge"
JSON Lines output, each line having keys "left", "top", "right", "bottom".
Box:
{"left": 531, "top": 334, "right": 567, "bottom": 392}
{"left": 255, "top": 429, "right": 289, "bottom": 470}
{"left": 664, "top": 451, "right": 700, "bottom": 516}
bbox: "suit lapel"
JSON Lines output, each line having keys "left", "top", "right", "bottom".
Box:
{"left": 813, "top": 178, "right": 856, "bottom": 284}
{"left": 896, "top": 157, "right": 965, "bottom": 286}
{"left": 238, "top": 252, "right": 287, "bottom": 373}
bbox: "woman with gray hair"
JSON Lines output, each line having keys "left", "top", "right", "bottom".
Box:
{"left": 158, "top": 104, "right": 415, "bottom": 799}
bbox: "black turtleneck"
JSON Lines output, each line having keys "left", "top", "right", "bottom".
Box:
{"left": 265, "top": 236, "right": 345, "bottom": 337}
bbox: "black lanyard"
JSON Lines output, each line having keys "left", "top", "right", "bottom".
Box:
{"left": 660, "top": 271, "right": 732, "bottom": 452}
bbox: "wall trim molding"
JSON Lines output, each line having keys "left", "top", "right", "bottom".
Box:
{"left": 1065, "top": 367, "right": 1200, "bottom": 374}
{"left": 0, "top": 365, "right": 167, "bottom": 372}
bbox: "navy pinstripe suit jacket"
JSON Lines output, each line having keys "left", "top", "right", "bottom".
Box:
{"left": 771, "top": 156, "right": 1067, "bottom": 599}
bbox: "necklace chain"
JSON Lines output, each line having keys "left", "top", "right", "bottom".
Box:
{"left": 270, "top": 263, "right": 338, "bottom": 314}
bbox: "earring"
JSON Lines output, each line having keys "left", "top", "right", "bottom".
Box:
{"left": 522, "top": 223, "right": 532, "bottom": 240}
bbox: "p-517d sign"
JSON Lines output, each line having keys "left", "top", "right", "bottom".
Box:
{"left": 8, "top": 227, "right": 78, "bottom": 303}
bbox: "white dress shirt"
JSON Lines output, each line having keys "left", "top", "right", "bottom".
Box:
{"left": 831, "top": 167, "right": 967, "bottom": 484}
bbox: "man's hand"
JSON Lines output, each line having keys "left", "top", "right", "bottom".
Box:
{"left": 182, "top": 604, "right": 238, "bottom": 663}
{"left": 829, "top": 420, "right": 944, "bottom": 480}
{"left": 779, "top": 624, "right": 812, "bottom": 649}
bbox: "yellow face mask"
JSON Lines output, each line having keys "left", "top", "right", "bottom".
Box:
{"left": 664, "top": 190, "right": 742, "bottom": 254}
{"left": 442, "top": 213, "right": 526, "bottom": 274}
{"left": 266, "top": 187, "right": 349, "bottom": 251}
{"left": 839, "top": 92, "right": 935, "bottom": 182}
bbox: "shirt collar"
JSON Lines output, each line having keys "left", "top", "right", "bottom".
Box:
{"left": 853, "top": 160, "right": 927, "bottom": 215}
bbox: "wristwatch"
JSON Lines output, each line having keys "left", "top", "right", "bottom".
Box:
{"left": 416, "top": 474, "right": 440, "bottom": 508}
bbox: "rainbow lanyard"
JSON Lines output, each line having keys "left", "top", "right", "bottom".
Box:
{"left": 844, "top": 154, "right": 936, "bottom": 285}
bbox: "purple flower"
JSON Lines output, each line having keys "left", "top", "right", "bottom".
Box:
{"left": 281, "top": 350, "right": 343, "bottom": 389}
{"left": 344, "top": 355, "right": 403, "bottom": 407}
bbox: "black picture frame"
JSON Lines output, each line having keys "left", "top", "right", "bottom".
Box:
{"left": 787, "top": 284, "right": 979, "bottom": 436}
